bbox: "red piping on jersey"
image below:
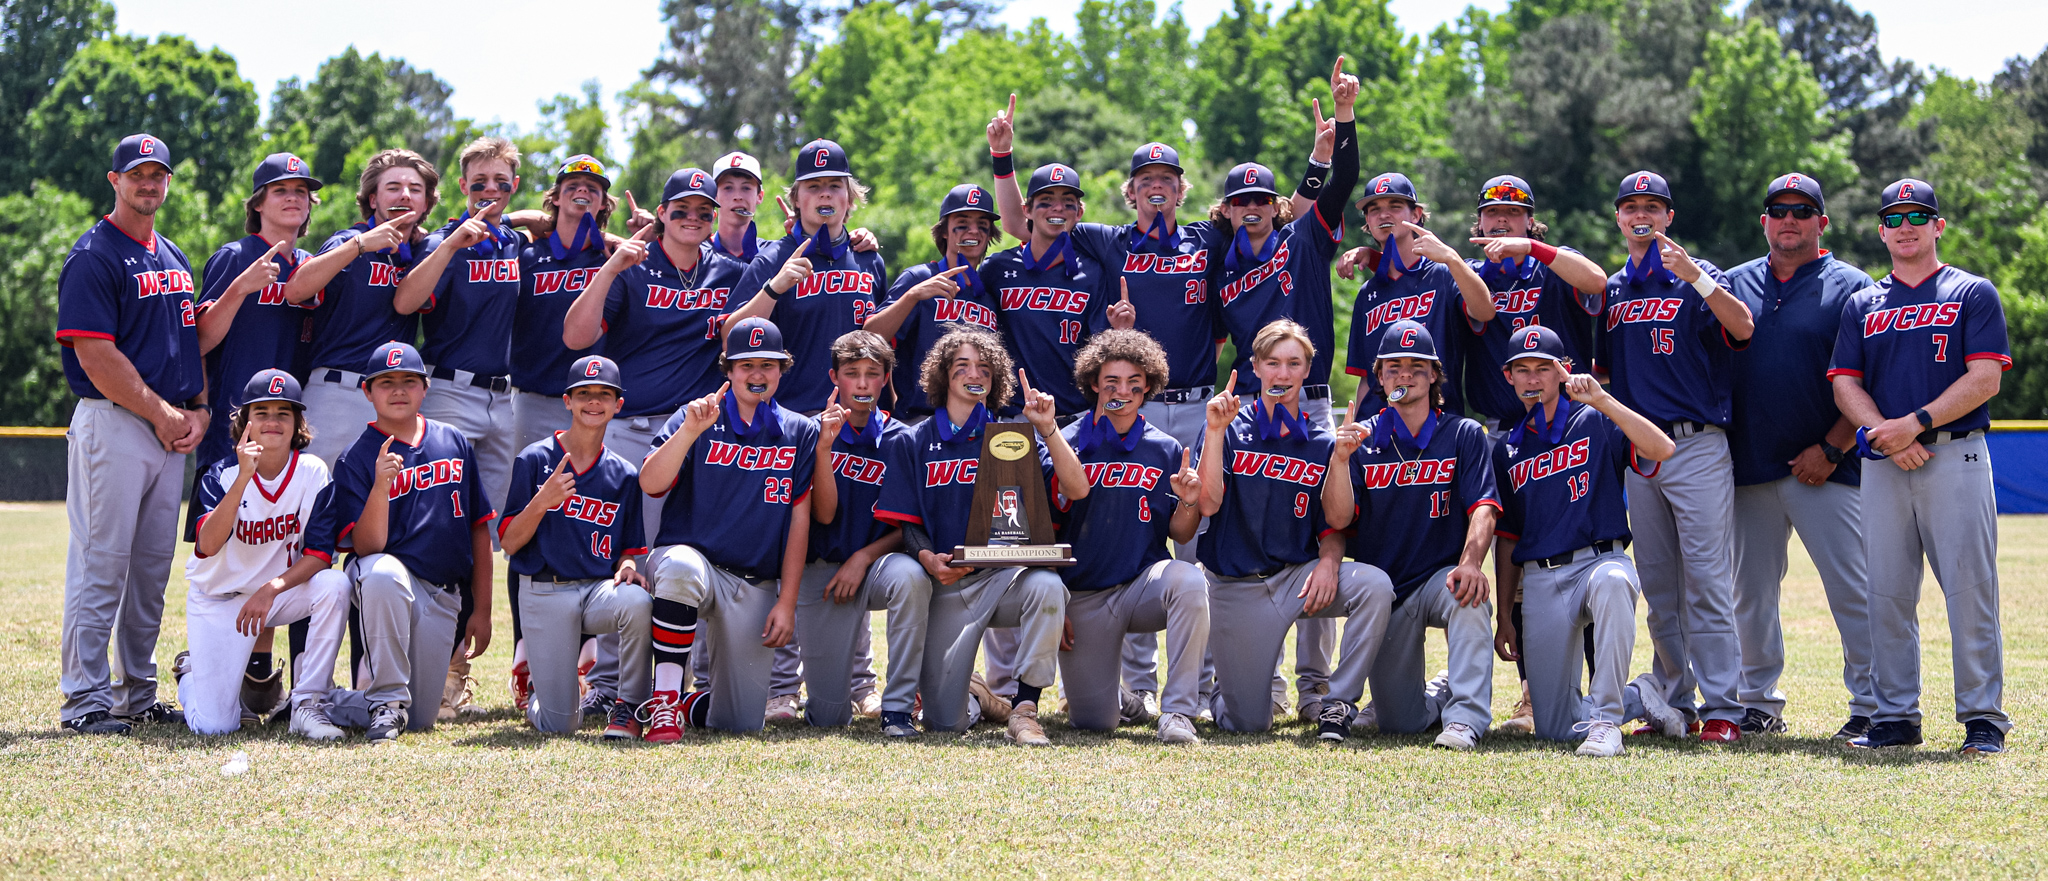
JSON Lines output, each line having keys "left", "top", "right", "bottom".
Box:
{"left": 102, "top": 215, "right": 158, "bottom": 253}
{"left": 253, "top": 452, "right": 300, "bottom": 504}
{"left": 54, "top": 329, "right": 116, "bottom": 345}
{"left": 622, "top": 545, "right": 650, "bottom": 558}
{"left": 1345, "top": 364, "right": 1370, "bottom": 377}
{"left": 1467, "top": 498, "right": 1503, "bottom": 515}
{"left": 1825, "top": 367, "right": 1864, "bottom": 379}
{"left": 1968, "top": 352, "right": 2014, "bottom": 370}
{"left": 474, "top": 508, "right": 497, "bottom": 525}
{"left": 1628, "top": 444, "right": 1660, "bottom": 480}
{"left": 368, "top": 415, "right": 427, "bottom": 447}
{"left": 1317, "top": 526, "right": 1342, "bottom": 540}
{"left": 792, "top": 488, "right": 812, "bottom": 508}
{"left": 552, "top": 432, "right": 607, "bottom": 475}
{"left": 303, "top": 548, "right": 333, "bottom": 564}
{"left": 1719, "top": 325, "right": 1751, "bottom": 352}
{"left": 192, "top": 512, "right": 215, "bottom": 558}
{"left": 873, "top": 508, "right": 923, "bottom": 527}
{"left": 1493, "top": 527, "right": 1520, "bottom": 541}
{"left": 495, "top": 514, "right": 514, "bottom": 543}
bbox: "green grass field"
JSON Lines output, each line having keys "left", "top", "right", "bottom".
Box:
{"left": 1, "top": 502, "right": 2044, "bottom": 878}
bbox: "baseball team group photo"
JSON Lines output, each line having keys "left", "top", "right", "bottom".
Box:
{"left": 5, "top": 0, "right": 2048, "bottom": 875}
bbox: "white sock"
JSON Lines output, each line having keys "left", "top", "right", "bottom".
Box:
{"left": 655, "top": 662, "right": 685, "bottom": 695}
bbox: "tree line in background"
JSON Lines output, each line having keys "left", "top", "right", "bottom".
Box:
{"left": 2, "top": 0, "right": 2045, "bottom": 426}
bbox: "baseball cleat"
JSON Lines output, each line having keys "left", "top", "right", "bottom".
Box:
{"left": 967, "top": 673, "right": 1012, "bottom": 724}
{"left": 115, "top": 702, "right": 184, "bottom": 726}
{"left": 509, "top": 661, "right": 533, "bottom": 714}
{"left": 1497, "top": 682, "right": 1536, "bottom": 734}
{"left": 639, "top": 692, "right": 684, "bottom": 743}
{"left": 61, "top": 710, "right": 131, "bottom": 736}
{"left": 440, "top": 669, "right": 484, "bottom": 722}
{"left": 1847, "top": 720, "right": 1922, "bottom": 750}
{"left": 171, "top": 650, "right": 192, "bottom": 685}
{"left": 1740, "top": 707, "right": 1787, "bottom": 736}
{"left": 1434, "top": 722, "right": 1480, "bottom": 751}
{"left": 366, "top": 702, "right": 407, "bottom": 744}
{"left": 1316, "top": 699, "right": 1354, "bottom": 742}
{"left": 1959, "top": 720, "right": 2006, "bottom": 755}
{"left": 1158, "top": 712, "right": 1200, "bottom": 745}
{"left": 1833, "top": 715, "right": 1873, "bottom": 741}
{"left": 853, "top": 691, "right": 883, "bottom": 720}
{"left": 1119, "top": 687, "right": 1158, "bottom": 725}
{"left": 880, "top": 711, "right": 921, "bottom": 738}
{"left": 1006, "top": 700, "right": 1050, "bottom": 746}
{"left": 1574, "top": 720, "right": 1624, "bottom": 757}
{"left": 580, "top": 688, "right": 612, "bottom": 725}
{"left": 290, "top": 702, "right": 345, "bottom": 742}
{"left": 242, "top": 667, "right": 285, "bottom": 724}
{"left": 603, "top": 699, "right": 642, "bottom": 742}
{"left": 1630, "top": 673, "right": 1688, "bottom": 738}
{"left": 764, "top": 693, "right": 802, "bottom": 725}
{"left": 1699, "top": 719, "right": 1741, "bottom": 743}
{"left": 1351, "top": 701, "right": 1378, "bottom": 733}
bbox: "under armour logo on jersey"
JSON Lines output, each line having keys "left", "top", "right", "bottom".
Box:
{"left": 1634, "top": 174, "right": 1651, "bottom": 192}
{"left": 1966, "top": 453, "right": 1980, "bottom": 462}
{"left": 267, "top": 375, "right": 288, "bottom": 395}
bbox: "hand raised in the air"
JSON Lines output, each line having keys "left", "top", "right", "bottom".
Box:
{"left": 1652, "top": 231, "right": 1705, "bottom": 284}
{"left": 622, "top": 191, "right": 655, "bottom": 236}
{"left": 1108, "top": 278, "right": 1136, "bottom": 330}
{"left": 1563, "top": 373, "right": 1611, "bottom": 407}
{"left": 682, "top": 382, "right": 727, "bottom": 436}
{"left": 1402, "top": 221, "right": 1459, "bottom": 264}
{"left": 1332, "top": 395, "right": 1366, "bottom": 460}
{"left": 1168, "top": 448, "right": 1200, "bottom": 500}
{"left": 603, "top": 222, "right": 657, "bottom": 273}
{"left": 987, "top": 93, "right": 1017, "bottom": 154}
{"left": 234, "top": 421, "right": 265, "bottom": 474}
{"left": 770, "top": 244, "right": 814, "bottom": 295}
{"left": 232, "top": 238, "right": 289, "bottom": 296}
{"left": 374, "top": 435, "right": 405, "bottom": 494}
{"left": 1310, "top": 98, "right": 1336, "bottom": 164}
{"left": 1019, "top": 369, "right": 1058, "bottom": 433}
{"left": 533, "top": 453, "right": 579, "bottom": 511}
{"left": 1329, "top": 56, "right": 1359, "bottom": 112}
{"left": 817, "top": 389, "right": 847, "bottom": 447}
{"left": 1205, "top": 370, "right": 1242, "bottom": 432}
{"left": 445, "top": 209, "right": 494, "bottom": 250}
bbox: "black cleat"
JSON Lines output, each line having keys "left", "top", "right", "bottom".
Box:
{"left": 1832, "top": 715, "right": 1873, "bottom": 740}
{"left": 61, "top": 710, "right": 132, "bottom": 735}
{"left": 1959, "top": 720, "right": 2006, "bottom": 755}
{"left": 1739, "top": 707, "right": 1787, "bottom": 736}
{"left": 1317, "top": 700, "right": 1354, "bottom": 742}
{"left": 115, "top": 702, "right": 184, "bottom": 726}
{"left": 880, "top": 711, "right": 921, "bottom": 738}
{"left": 1847, "top": 719, "right": 1922, "bottom": 749}
{"left": 366, "top": 702, "right": 407, "bottom": 743}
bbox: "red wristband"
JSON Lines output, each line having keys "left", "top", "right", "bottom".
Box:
{"left": 1528, "top": 241, "right": 1558, "bottom": 265}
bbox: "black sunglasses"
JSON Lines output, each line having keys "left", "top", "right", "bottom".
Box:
{"left": 1879, "top": 211, "right": 1939, "bottom": 229}
{"left": 1765, "top": 204, "right": 1820, "bottom": 220}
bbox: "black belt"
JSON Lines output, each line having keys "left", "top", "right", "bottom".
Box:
{"left": 1916, "top": 428, "right": 1985, "bottom": 445}
{"left": 524, "top": 572, "right": 581, "bottom": 584}
{"left": 1150, "top": 385, "right": 1215, "bottom": 405}
{"left": 431, "top": 366, "right": 512, "bottom": 393}
{"left": 1536, "top": 539, "right": 1629, "bottom": 570}
{"left": 1304, "top": 384, "right": 1331, "bottom": 400}
{"left": 319, "top": 368, "right": 364, "bottom": 386}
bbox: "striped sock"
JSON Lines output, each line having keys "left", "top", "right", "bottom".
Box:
{"left": 652, "top": 598, "right": 697, "bottom": 665}
{"left": 679, "top": 690, "right": 713, "bottom": 728}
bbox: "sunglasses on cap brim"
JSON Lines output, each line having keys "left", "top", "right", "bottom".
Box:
{"left": 558, "top": 158, "right": 606, "bottom": 178}
{"left": 1481, "top": 184, "right": 1532, "bottom": 204}
{"left": 1879, "top": 211, "right": 1938, "bottom": 228}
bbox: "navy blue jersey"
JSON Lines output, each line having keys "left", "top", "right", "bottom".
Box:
{"left": 1193, "top": 402, "right": 1336, "bottom": 578}
{"left": 1342, "top": 410, "right": 1500, "bottom": 602}
{"left": 649, "top": 396, "right": 818, "bottom": 579}
{"left": 1828, "top": 265, "right": 2011, "bottom": 433}
{"left": 195, "top": 235, "right": 317, "bottom": 467}
{"left": 417, "top": 217, "right": 522, "bottom": 376}
{"left": 1725, "top": 253, "right": 1873, "bottom": 487}
{"left": 883, "top": 261, "right": 1003, "bottom": 418}
{"left": 1596, "top": 256, "right": 1741, "bottom": 426}
{"left": 810, "top": 411, "right": 912, "bottom": 563}
{"left": 1345, "top": 258, "right": 1468, "bottom": 415}
{"left": 499, "top": 433, "right": 649, "bottom": 580}
{"left": 1492, "top": 400, "right": 1635, "bottom": 565}
{"left": 55, "top": 218, "right": 203, "bottom": 402}
{"left": 873, "top": 413, "right": 988, "bottom": 553}
{"left": 985, "top": 241, "right": 1112, "bottom": 415}
{"left": 1049, "top": 416, "right": 1183, "bottom": 591}
{"left": 306, "top": 226, "right": 419, "bottom": 372}
{"left": 733, "top": 233, "right": 888, "bottom": 412}
{"left": 604, "top": 242, "right": 746, "bottom": 419}
{"left": 1214, "top": 213, "right": 1344, "bottom": 394}
{"left": 1072, "top": 220, "right": 1221, "bottom": 390}
{"left": 511, "top": 239, "right": 606, "bottom": 396}
{"left": 304, "top": 417, "right": 493, "bottom": 586}
{"left": 1461, "top": 255, "right": 1601, "bottom": 425}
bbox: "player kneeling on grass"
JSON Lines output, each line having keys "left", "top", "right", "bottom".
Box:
{"left": 1322, "top": 321, "right": 1501, "bottom": 750}
{"left": 1054, "top": 330, "right": 1209, "bottom": 744}
{"left": 639, "top": 317, "right": 819, "bottom": 737}
{"left": 303, "top": 342, "right": 495, "bottom": 743}
{"left": 497, "top": 356, "right": 655, "bottom": 739}
{"left": 871, "top": 328, "right": 1070, "bottom": 744}
{"left": 799, "top": 332, "right": 922, "bottom": 727}
{"left": 1490, "top": 326, "right": 1688, "bottom": 757}
{"left": 1195, "top": 319, "right": 1394, "bottom": 738}
{"left": 177, "top": 370, "right": 349, "bottom": 740}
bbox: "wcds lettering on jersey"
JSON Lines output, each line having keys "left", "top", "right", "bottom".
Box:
{"left": 924, "top": 458, "right": 979, "bottom": 486}
{"left": 830, "top": 451, "right": 887, "bottom": 485}
{"left": 1861, "top": 301, "right": 1960, "bottom": 337}
{"left": 1358, "top": 458, "right": 1457, "bottom": 490}
{"left": 1230, "top": 450, "right": 1327, "bottom": 486}
{"left": 387, "top": 457, "right": 466, "bottom": 499}
{"left": 704, "top": 440, "right": 798, "bottom": 471}
{"left": 931, "top": 297, "right": 998, "bottom": 329}
{"left": 1218, "top": 241, "right": 1294, "bottom": 307}
{"left": 1605, "top": 297, "right": 1684, "bottom": 330}
{"left": 547, "top": 494, "right": 621, "bottom": 527}
{"left": 530, "top": 267, "right": 598, "bottom": 296}
{"left": 466, "top": 259, "right": 520, "bottom": 284}
{"left": 1082, "top": 462, "right": 1163, "bottom": 490}
{"left": 1506, "top": 437, "right": 1590, "bottom": 491}
{"left": 1358, "top": 290, "right": 1436, "bottom": 335}
{"left": 646, "top": 285, "right": 731, "bottom": 311}
{"left": 791, "top": 269, "right": 876, "bottom": 299}
{"left": 998, "top": 286, "right": 1091, "bottom": 314}
{"left": 134, "top": 269, "right": 195, "bottom": 299}
{"left": 365, "top": 262, "right": 401, "bottom": 287}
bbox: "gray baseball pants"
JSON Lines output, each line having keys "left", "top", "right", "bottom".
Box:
{"left": 338, "top": 553, "right": 464, "bottom": 731}
{"left": 518, "top": 575, "right": 652, "bottom": 733}
{"left": 1520, "top": 548, "right": 1657, "bottom": 741}
{"left": 303, "top": 369, "right": 374, "bottom": 473}
{"left": 1733, "top": 476, "right": 1875, "bottom": 719}
{"left": 59, "top": 398, "right": 186, "bottom": 721}
{"left": 1204, "top": 560, "right": 1392, "bottom": 733}
{"left": 906, "top": 561, "right": 1067, "bottom": 732}
{"left": 1628, "top": 425, "right": 1741, "bottom": 724}
{"left": 420, "top": 373, "right": 517, "bottom": 522}
{"left": 1369, "top": 566, "right": 1494, "bottom": 735}
{"left": 1863, "top": 434, "right": 2007, "bottom": 730}
{"left": 1061, "top": 560, "right": 1210, "bottom": 729}
{"left": 796, "top": 557, "right": 926, "bottom": 725}
{"left": 652, "top": 543, "right": 784, "bottom": 732}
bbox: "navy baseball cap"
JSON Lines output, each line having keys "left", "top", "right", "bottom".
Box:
{"left": 1477, "top": 174, "right": 1535, "bottom": 210}
{"left": 252, "top": 153, "right": 321, "bottom": 193}
{"left": 1880, "top": 178, "right": 1939, "bottom": 214}
{"left": 1026, "top": 163, "right": 1085, "bottom": 200}
{"left": 1359, "top": 172, "right": 1419, "bottom": 206}
{"left": 1615, "top": 170, "right": 1673, "bottom": 207}
{"left": 112, "top": 134, "right": 171, "bottom": 174}
{"left": 1503, "top": 325, "right": 1568, "bottom": 368}
{"left": 567, "top": 355, "right": 624, "bottom": 393}
{"left": 1130, "top": 142, "right": 1182, "bottom": 175}
{"left": 241, "top": 369, "right": 305, "bottom": 408}
{"left": 365, "top": 341, "right": 428, "bottom": 382}
{"left": 793, "top": 139, "right": 852, "bottom": 182}
{"left": 726, "top": 316, "right": 791, "bottom": 361}
{"left": 940, "top": 183, "right": 999, "bottom": 219}
{"left": 1375, "top": 320, "right": 1440, "bottom": 363}
{"left": 1222, "top": 163, "right": 1280, "bottom": 198}
{"left": 662, "top": 167, "right": 719, "bottom": 205}
{"left": 555, "top": 154, "right": 611, "bottom": 189}
{"left": 1764, "top": 172, "right": 1824, "bottom": 212}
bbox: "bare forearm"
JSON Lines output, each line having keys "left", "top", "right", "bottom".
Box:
{"left": 1461, "top": 506, "right": 1497, "bottom": 570}
{"left": 498, "top": 506, "right": 547, "bottom": 555}
{"left": 1832, "top": 376, "right": 1885, "bottom": 426}
{"left": 1169, "top": 502, "right": 1200, "bottom": 544}
{"left": 1705, "top": 286, "right": 1753, "bottom": 340}
{"left": 285, "top": 246, "right": 355, "bottom": 304}
{"left": 1320, "top": 454, "right": 1355, "bottom": 529}
{"left": 470, "top": 522, "right": 493, "bottom": 612}
{"left": 393, "top": 249, "right": 454, "bottom": 314}
{"left": 1824, "top": 415, "right": 1856, "bottom": 450}
{"left": 1590, "top": 397, "right": 1675, "bottom": 461}
{"left": 1923, "top": 361, "right": 2003, "bottom": 426}
{"left": 860, "top": 295, "right": 917, "bottom": 341}
{"left": 1453, "top": 262, "right": 1496, "bottom": 321}
{"left": 811, "top": 448, "right": 840, "bottom": 523}
{"left": 1548, "top": 249, "right": 1608, "bottom": 294}
{"left": 1043, "top": 431, "right": 1089, "bottom": 502}
{"left": 74, "top": 339, "right": 174, "bottom": 417}
{"left": 561, "top": 276, "right": 613, "bottom": 349}
{"left": 196, "top": 294, "right": 248, "bottom": 354}
{"left": 1197, "top": 434, "right": 1227, "bottom": 517}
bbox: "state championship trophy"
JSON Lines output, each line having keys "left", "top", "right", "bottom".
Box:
{"left": 950, "top": 423, "right": 1075, "bottom": 567}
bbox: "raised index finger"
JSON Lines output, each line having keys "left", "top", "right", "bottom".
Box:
{"left": 940, "top": 263, "right": 971, "bottom": 278}
{"left": 626, "top": 190, "right": 640, "bottom": 213}
{"left": 1017, "top": 367, "right": 1034, "bottom": 395}
{"left": 1344, "top": 393, "right": 1360, "bottom": 425}
{"left": 1331, "top": 55, "right": 1345, "bottom": 86}
{"left": 1225, "top": 369, "right": 1238, "bottom": 392}
{"left": 1121, "top": 277, "right": 1130, "bottom": 302}
{"left": 1007, "top": 93, "right": 1017, "bottom": 121}
{"left": 632, "top": 221, "right": 658, "bottom": 242}
{"left": 380, "top": 435, "right": 396, "bottom": 454}
{"left": 1313, "top": 97, "right": 1324, "bottom": 125}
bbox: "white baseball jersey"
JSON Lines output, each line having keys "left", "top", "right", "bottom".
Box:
{"left": 185, "top": 451, "right": 331, "bottom": 597}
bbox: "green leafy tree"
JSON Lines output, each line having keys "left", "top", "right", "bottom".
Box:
{"left": 0, "top": 182, "right": 95, "bottom": 425}
{"left": 0, "top": 0, "right": 114, "bottom": 194}
{"left": 1190, "top": 0, "right": 1283, "bottom": 168}
{"left": 263, "top": 48, "right": 457, "bottom": 184}
{"left": 1073, "top": 0, "right": 1193, "bottom": 139}
{"left": 640, "top": 0, "right": 821, "bottom": 159}
{"left": 1910, "top": 73, "right": 2041, "bottom": 281}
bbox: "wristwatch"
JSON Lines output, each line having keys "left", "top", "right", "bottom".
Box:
{"left": 1821, "top": 444, "right": 1846, "bottom": 465}
{"left": 1914, "top": 407, "right": 1934, "bottom": 429}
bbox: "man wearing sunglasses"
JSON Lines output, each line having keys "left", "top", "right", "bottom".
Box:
{"left": 1829, "top": 178, "right": 2011, "bottom": 755}
{"left": 1721, "top": 173, "right": 1877, "bottom": 741}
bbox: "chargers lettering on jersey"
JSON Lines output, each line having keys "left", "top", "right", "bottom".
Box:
{"left": 923, "top": 458, "right": 980, "bottom": 486}
{"left": 998, "top": 287, "right": 1091, "bottom": 314}
{"left": 233, "top": 512, "right": 302, "bottom": 546}
{"left": 1359, "top": 291, "right": 1437, "bottom": 335}
{"left": 1359, "top": 458, "right": 1457, "bottom": 489}
{"left": 830, "top": 451, "right": 888, "bottom": 486}
{"left": 133, "top": 270, "right": 195, "bottom": 299}
{"left": 1506, "top": 438, "right": 1591, "bottom": 490}
{"left": 931, "top": 298, "right": 998, "bottom": 329}
{"left": 703, "top": 441, "right": 798, "bottom": 471}
{"left": 366, "top": 263, "right": 400, "bottom": 287}
{"left": 1862, "top": 301, "right": 1961, "bottom": 337}
{"left": 548, "top": 494, "right": 621, "bottom": 527}
{"left": 1229, "top": 450, "right": 1326, "bottom": 486}
{"left": 1082, "top": 462, "right": 1164, "bottom": 490}
{"left": 387, "top": 457, "right": 466, "bottom": 499}
{"left": 1604, "top": 297, "right": 1684, "bottom": 330}
{"left": 792, "top": 269, "right": 876, "bottom": 299}
{"left": 466, "top": 259, "right": 520, "bottom": 284}
{"left": 1122, "top": 252, "right": 1208, "bottom": 274}
{"left": 646, "top": 285, "right": 732, "bottom": 311}
{"left": 1490, "top": 286, "right": 1543, "bottom": 314}
{"left": 1218, "top": 242, "right": 1295, "bottom": 306}
{"left": 531, "top": 267, "right": 598, "bottom": 296}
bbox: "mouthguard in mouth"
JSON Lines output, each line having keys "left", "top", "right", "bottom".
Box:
{"left": 1265, "top": 385, "right": 1293, "bottom": 397}
{"left": 851, "top": 394, "right": 876, "bottom": 404}
{"left": 746, "top": 383, "right": 769, "bottom": 394}
{"left": 572, "top": 197, "right": 592, "bottom": 206}
{"left": 1047, "top": 217, "right": 1069, "bottom": 225}
{"left": 1631, "top": 225, "right": 1652, "bottom": 235}
{"left": 1388, "top": 387, "right": 1409, "bottom": 402}
{"left": 964, "top": 384, "right": 987, "bottom": 396}
{"left": 958, "top": 239, "right": 980, "bottom": 247}
{"left": 817, "top": 206, "right": 837, "bottom": 217}
{"left": 1243, "top": 215, "right": 1263, "bottom": 225}
{"left": 731, "top": 207, "right": 754, "bottom": 217}
{"left": 1103, "top": 399, "right": 1129, "bottom": 411}
{"left": 1148, "top": 195, "right": 1167, "bottom": 205}
{"left": 1520, "top": 389, "right": 1542, "bottom": 398}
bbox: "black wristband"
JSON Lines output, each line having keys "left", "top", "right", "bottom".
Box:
{"left": 1914, "top": 407, "right": 1933, "bottom": 429}
{"left": 1296, "top": 160, "right": 1327, "bottom": 200}
{"left": 991, "top": 152, "right": 1015, "bottom": 178}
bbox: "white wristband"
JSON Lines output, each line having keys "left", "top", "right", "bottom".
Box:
{"left": 1691, "top": 274, "right": 1718, "bottom": 298}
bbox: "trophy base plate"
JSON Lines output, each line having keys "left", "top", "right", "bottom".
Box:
{"left": 948, "top": 544, "right": 1076, "bottom": 568}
